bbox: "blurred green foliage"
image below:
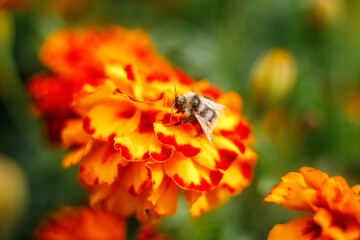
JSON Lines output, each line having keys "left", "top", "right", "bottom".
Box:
{"left": 1, "top": 0, "right": 360, "bottom": 239}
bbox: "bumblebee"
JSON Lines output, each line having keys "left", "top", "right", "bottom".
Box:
{"left": 168, "top": 84, "right": 225, "bottom": 145}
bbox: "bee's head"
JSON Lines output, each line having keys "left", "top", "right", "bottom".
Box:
{"left": 170, "top": 83, "right": 185, "bottom": 118}
{"left": 174, "top": 95, "right": 186, "bottom": 112}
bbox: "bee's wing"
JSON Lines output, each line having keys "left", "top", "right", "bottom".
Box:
{"left": 194, "top": 112, "right": 214, "bottom": 146}
{"left": 202, "top": 98, "right": 225, "bottom": 116}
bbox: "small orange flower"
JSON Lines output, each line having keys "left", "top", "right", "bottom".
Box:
{"left": 264, "top": 167, "right": 360, "bottom": 240}
{"left": 33, "top": 207, "right": 126, "bottom": 240}
{"left": 29, "top": 26, "right": 257, "bottom": 221}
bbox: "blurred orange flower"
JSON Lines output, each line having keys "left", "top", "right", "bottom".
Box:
{"left": 28, "top": 26, "right": 257, "bottom": 221}
{"left": 264, "top": 167, "right": 360, "bottom": 240}
{"left": 137, "top": 224, "right": 173, "bottom": 240}
{"left": 33, "top": 207, "right": 126, "bottom": 240}
{"left": 0, "top": 0, "right": 34, "bottom": 11}
{"left": 28, "top": 26, "right": 170, "bottom": 142}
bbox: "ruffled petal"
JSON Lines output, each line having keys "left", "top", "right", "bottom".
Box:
{"left": 114, "top": 112, "right": 173, "bottom": 162}
{"left": 163, "top": 153, "right": 223, "bottom": 192}
{"left": 263, "top": 168, "right": 324, "bottom": 212}
{"left": 147, "top": 163, "right": 178, "bottom": 216}
{"left": 219, "top": 147, "right": 257, "bottom": 194}
{"left": 79, "top": 143, "right": 127, "bottom": 185}
{"left": 154, "top": 123, "right": 241, "bottom": 170}
{"left": 194, "top": 80, "right": 222, "bottom": 100}
{"left": 119, "top": 162, "right": 152, "bottom": 196}
{"left": 62, "top": 141, "right": 93, "bottom": 168}
{"left": 83, "top": 101, "right": 141, "bottom": 141}
{"left": 267, "top": 215, "right": 320, "bottom": 240}
{"left": 185, "top": 189, "right": 230, "bottom": 218}
{"left": 61, "top": 119, "right": 90, "bottom": 147}
{"left": 154, "top": 122, "right": 202, "bottom": 158}
{"left": 319, "top": 176, "right": 360, "bottom": 222}
{"left": 313, "top": 208, "right": 360, "bottom": 240}
{"left": 90, "top": 180, "right": 152, "bottom": 222}
{"left": 34, "top": 207, "right": 126, "bottom": 240}
{"left": 298, "top": 167, "right": 330, "bottom": 191}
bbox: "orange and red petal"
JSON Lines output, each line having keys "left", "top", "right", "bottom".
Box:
{"left": 28, "top": 73, "right": 82, "bottom": 116}
{"left": 163, "top": 153, "right": 223, "bottom": 192}
{"left": 313, "top": 208, "right": 360, "bottom": 240}
{"left": 105, "top": 64, "right": 144, "bottom": 101}
{"left": 62, "top": 141, "right": 93, "bottom": 168}
{"left": 217, "top": 115, "right": 252, "bottom": 143}
{"left": 83, "top": 101, "right": 141, "bottom": 141}
{"left": 216, "top": 91, "right": 243, "bottom": 113}
{"left": 147, "top": 175, "right": 178, "bottom": 216}
{"left": 298, "top": 167, "right": 330, "bottom": 191}
{"left": 185, "top": 188, "right": 230, "bottom": 218}
{"left": 154, "top": 123, "right": 241, "bottom": 171}
{"left": 212, "top": 135, "right": 243, "bottom": 170}
{"left": 61, "top": 119, "right": 90, "bottom": 147}
{"left": 40, "top": 28, "right": 105, "bottom": 78}
{"left": 119, "top": 162, "right": 152, "bottom": 197}
{"left": 319, "top": 176, "right": 360, "bottom": 220}
{"left": 263, "top": 171, "right": 322, "bottom": 212}
{"left": 154, "top": 122, "right": 202, "bottom": 158}
{"left": 137, "top": 224, "right": 173, "bottom": 240}
{"left": 114, "top": 113, "right": 173, "bottom": 162}
{"left": 34, "top": 207, "right": 126, "bottom": 240}
{"left": 267, "top": 215, "right": 321, "bottom": 240}
{"left": 219, "top": 148, "right": 257, "bottom": 194}
{"left": 89, "top": 180, "right": 152, "bottom": 222}
{"left": 194, "top": 80, "right": 222, "bottom": 101}
{"left": 79, "top": 143, "right": 128, "bottom": 185}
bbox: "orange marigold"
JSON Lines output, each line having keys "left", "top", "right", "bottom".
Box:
{"left": 264, "top": 167, "right": 360, "bottom": 240}
{"left": 33, "top": 207, "right": 126, "bottom": 240}
{"left": 28, "top": 26, "right": 257, "bottom": 221}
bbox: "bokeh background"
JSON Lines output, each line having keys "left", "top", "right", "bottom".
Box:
{"left": 1, "top": 0, "right": 360, "bottom": 239}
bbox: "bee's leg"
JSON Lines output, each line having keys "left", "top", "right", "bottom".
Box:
{"left": 166, "top": 116, "right": 194, "bottom": 127}
{"left": 195, "top": 128, "right": 203, "bottom": 137}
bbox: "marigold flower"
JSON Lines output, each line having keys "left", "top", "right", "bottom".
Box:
{"left": 28, "top": 26, "right": 257, "bottom": 221}
{"left": 264, "top": 167, "right": 360, "bottom": 240}
{"left": 33, "top": 207, "right": 126, "bottom": 240}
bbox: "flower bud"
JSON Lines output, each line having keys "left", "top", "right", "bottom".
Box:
{"left": 0, "top": 156, "right": 28, "bottom": 237}
{"left": 307, "top": 0, "right": 345, "bottom": 29}
{"left": 250, "top": 49, "right": 297, "bottom": 109}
